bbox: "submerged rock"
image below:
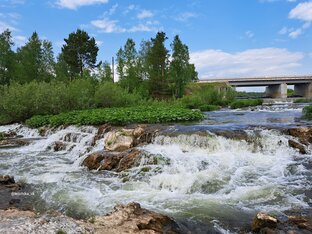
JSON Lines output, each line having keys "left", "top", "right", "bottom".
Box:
{"left": 82, "top": 149, "right": 144, "bottom": 172}
{"left": 288, "top": 139, "right": 307, "bottom": 154}
{"left": 0, "top": 138, "right": 31, "bottom": 148}
{"left": 0, "top": 175, "right": 34, "bottom": 211}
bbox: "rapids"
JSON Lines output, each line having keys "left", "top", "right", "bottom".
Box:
{"left": 0, "top": 103, "right": 311, "bottom": 233}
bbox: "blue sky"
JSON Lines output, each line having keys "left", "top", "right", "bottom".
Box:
{"left": 0, "top": 0, "right": 312, "bottom": 80}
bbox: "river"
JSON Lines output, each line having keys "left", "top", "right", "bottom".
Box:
{"left": 0, "top": 103, "right": 311, "bottom": 233}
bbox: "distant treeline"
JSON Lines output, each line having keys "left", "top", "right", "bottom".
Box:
{"left": 0, "top": 29, "right": 197, "bottom": 98}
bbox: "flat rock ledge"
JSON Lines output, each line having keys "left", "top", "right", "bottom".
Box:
{"left": 0, "top": 202, "right": 182, "bottom": 234}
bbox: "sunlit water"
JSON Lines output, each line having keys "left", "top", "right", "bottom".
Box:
{"left": 0, "top": 103, "right": 311, "bottom": 233}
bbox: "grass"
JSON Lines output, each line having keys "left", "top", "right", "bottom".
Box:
{"left": 229, "top": 99, "right": 263, "bottom": 109}
{"left": 294, "top": 98, "right": 312, "bottom": 103}
{"left": 25, "top": 106, "right": 204, "bottom": 128}
{"left": 303, "top": 105, "right": 312, "bottom": 119}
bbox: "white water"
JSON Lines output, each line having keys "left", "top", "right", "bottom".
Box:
{"left": 0, "top": 118, "right": 311, "bottom": 232}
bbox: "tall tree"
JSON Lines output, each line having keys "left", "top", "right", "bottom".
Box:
{"left": 146, "top": 32, "right": 170, "bottom": 98}
{"left": 98, "top": 61, "right": 113, "bottom": 82}
{"left": 169, "top": 35, "right": 197, "bottom": 98}
{"left": 0, "top": 29, "right": 14, "bottom": 85}
{"left": 117, "top": 38, "right": 141, "bottom": 92}
{"left": 14, "top": 32, "right": 55, "bottom": 83}
{"left": 62, "top": 29, "right": 99, "bottom": 78}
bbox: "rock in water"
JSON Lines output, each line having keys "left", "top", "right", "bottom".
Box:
{"left": 287, "top": 127, "right": 312, "bottom": 145}
{"left": 0, "top": 202, "right": 182, "bottom": 234}
{"left": 82, "top": 149, "right": 143, "bottom": 172}
{"left": 288, "top": 139, "right": 307, "bottom": 154}
{"left": 93, "top": 202, "right": 181, "bottom": 234}
{"left": 251, "top": 212, "right": 278, "bottom": 232}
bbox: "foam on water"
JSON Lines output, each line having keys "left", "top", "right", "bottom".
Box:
{"left": 0, "top": 122, "right": 311, "bottom": 232}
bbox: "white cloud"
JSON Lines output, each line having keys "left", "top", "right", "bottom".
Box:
{"left": 190, "top": 48, "right": 304, "bottom": 78}
{"left": 128, "top": 21, "right": 159, "bottom": 32}
{"left": 289, "top": 2, "right": 312, "bottom": 21}
{"left": 174, "top": 12, "right": 197, "bottom": 22}
{"left": 137, "top": 10, "right": 154, "bottom": 19}
{"left": 13, "top": 35, "right": 27, "bottom": 47}
{"left": 55, "top": 0, "right": 108, "bottom": 10}
{"left": 91, "top": 18, "right": 125, "bottom": 33}
{"left": 0, "top": 20, "right": 17, "bottom": 32}
{"left": 281, "top": 2, "right": 312, "bottom": 39}
{"left": 245, "top": 31, "right": 254, "bottom": 38}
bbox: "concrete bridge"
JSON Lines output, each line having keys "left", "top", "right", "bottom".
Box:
{"left": 198, "top": 76, "right": 312, "bottom": 98}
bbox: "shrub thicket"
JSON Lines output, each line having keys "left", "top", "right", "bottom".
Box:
{"left": 229, "top": 99, "right": 263, "bottom": 109}
{"left": 179, "top": 83, "right": 236, "bottom": 109}
{"left": 303, "top": 105, "right": 312, "bottom": 119}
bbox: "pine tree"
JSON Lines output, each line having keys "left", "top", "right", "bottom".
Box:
{"left": 62, "top": 29, "right": 99, "bottom": 78}
{"left": 0, "top": 29, "right": 14, "bottom": 85}
{"left": 146, "top": 32, "right": 169, "bottom": 98}
{"left": 14, "top": 32, "right": 55, "bottom": 83}
{"left": 169, "top": 35, "right": 197, "bottom": 97}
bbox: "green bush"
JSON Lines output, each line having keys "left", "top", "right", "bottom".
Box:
{"left": 198, "top": 104, "right": 220, "bottom": 112}
{"left": 26, "top": 106, "right": 204, "bottom": 128}
{"left": 294, "top": 98, "right": 312, "bottom": 103}
{"left": 303, "top": 105, "right": 312, "bottom": 119}
{"left": 229, "top": 99, "right": 263, "bottom": 109}
{"left": 180, "top": 83, "right": 236, "bottom": 109}
{"left": 93, "top": 82, "right": 142, "bottom": 108}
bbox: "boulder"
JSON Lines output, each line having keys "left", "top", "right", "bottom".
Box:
{"left": 51, "top": 141, "right": 66, "bottom": 152}
{"left": 0, "top": 175, "right": 15, "bottom": 185}
{"left": 82, "top": 149, "right": 144, "bottom": 172}
{"left": 117, "top": 149, "right": 143, "bottom": 172}
{"left": 92, "top": 124, "right": 112, "bottom": 146}
{"left": 0, "top": 138, "right": 31, "bottom": 148}
{"left": 251, "top": 212, "right": 278, "bottom": 232}
{"left": 288, "top": 139, "right": 307, "bottom": 154}
{"left": 287, "top": 127, "right": 312, "bottom": 145}
{"left": 105, "top": 131, "right": 133, "bottom": 152}
{"left": 104, "top": 126, "right": 157, "bottom": 152}
{"left": 93, "top": 202, "right": 181, "bottom": 234}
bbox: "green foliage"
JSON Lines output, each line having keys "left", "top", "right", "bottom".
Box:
{"left": 98, "top": 61, "right": 113, "bottom": 82}
{"left": 180, "top": 83, "right": 236, "bottom": 108}
{"left": 294, "top": 98, "right": 312, "bottom": 103}
{"left": 169, "top": 35, "right": 197, "bottom": 98}
{"left": 26, "top": 106, "right": 204, "bottom": 128}
{"left": 198, "top": 104, "right": 220, "bottom": 112}
{"left": 236, "top": 91, "right": 264, "bottom": 98}
{"left": 229, "top": 99, "right": 263, "bottom": 109}
{"left": 62, "top": 29, "right": 99, "bottom": 78}
{"left": 287, "top": 89, "right": 294, "bottom": 96}
{"left": 303, "top": 105, "right": 312, "bottom": 119}
{"left": 0, "top": 29, "right": 14, "bottom": 85}
{"left": 13, "top": 32, "right": 55, "bottom": 83}
{"left": 147, "top": 32, "right": 170, "bottom": 98}
{"left": 93, "top": 82, "right": 141, "bottom": 108}
{"left": 0, "top": 79, "right": 97, "bottom": 124}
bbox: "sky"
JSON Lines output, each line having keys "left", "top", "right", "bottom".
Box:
{"left": 0, "top": 0, "right": 312, "bottom": 81}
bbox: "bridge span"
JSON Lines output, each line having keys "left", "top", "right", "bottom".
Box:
{"left": 198, "top": 76, "right": 312, "bottom": 98}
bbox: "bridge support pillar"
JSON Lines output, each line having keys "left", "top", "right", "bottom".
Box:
{"left": 294, "top": 83, "right": 312, "bottom": 98}
{"left": 265, "top": 83, "right": 287, "bottom": 98}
